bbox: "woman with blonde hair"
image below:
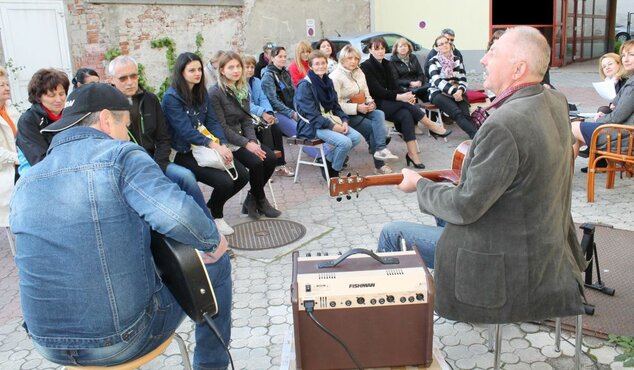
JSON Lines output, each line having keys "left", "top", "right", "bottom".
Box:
{"left": 596, "top": 52, "right": 627, "bottom": 115}
{"left": 289, "top": 40, "right": 312, "bottom": 87}
{"left": 390, "top": 38, "right": 427, "bottom": 100}
{"left": 210, "top": 51, "right": 280, "bottom": 219}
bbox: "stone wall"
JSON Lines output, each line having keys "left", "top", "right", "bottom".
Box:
{"left": 65, "top": 0, "right": 370, "bottom": 91}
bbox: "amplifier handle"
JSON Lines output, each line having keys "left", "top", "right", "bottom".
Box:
{"left": 318, "top": 248, "right": 400, "bottom": 269}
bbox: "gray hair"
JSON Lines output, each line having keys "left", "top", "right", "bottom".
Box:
{"left": 78, "top": 110, "right": 130, "bottom": 128}
{"left": 503, "top": 26, "right": 551, "bottom": 79}
{"left": 441, "top": 28, "right": 455, "bottom": 37}
{"left": 107, "top": 55, "right": 138, "bottom": 77}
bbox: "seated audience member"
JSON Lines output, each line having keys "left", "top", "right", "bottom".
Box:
{"left": 294, "top": 50, "right": 362, "bottom": 178}
{"left": 0, "top": 67, "right": 19, "bottom": 216}
{"left": 255, "top": 42, "right": 275, "bottom": 79}
{"left": 243, "top": 54, "right": 294, "bottom": 177}
{"left": 11, "top": 83, "right": 232, "bottom": 370}
{"left": 209, "top": 52, "right": 281, "bottom": 219}
{"left": 597, "top": 52, "right": 628, "bottom": 114}
{"left": 571, "top": 40, "right": 634, "bottom": 158}
{"left": 71, "top": 68, "right": 99, "bottom": 89}
{"left": 261, "top": 46, "right": 299, "bottom": 138}
{"left": 315, "top": 38, "right": 338, "bottom": 73}
{"left": 204, "top": 50, "right": 225, "bottom": 91}
{"left": 390, "top": 38, "right": 427, "bottom": 101}
{"left": 424, "top": 28, "right": 465, "bottom": 79}
{"left": 378, "top": 26, "right": 585, "bottom": 325}
{"left": 162, "top": 52, "right": 248, "bottom": 236}
{"left": 108, "top": 55, "right": 213, "bottom": 220}
{"left": 289, "top": 40, "right": 312, "bottom": 87}
{"left": 361, "top": 37, "right": 451, "bottom": 169}
{"left": 16, "top": 68, "right": 69, "bottom": 174}
{"left": 487, "top": 29, "right": 506, "bottom": 52}
{"left": 427, "top": 34, "right": 477, "bottom": 139}
{"left": 330, "top": 44, "right": 398, "bottom": 174}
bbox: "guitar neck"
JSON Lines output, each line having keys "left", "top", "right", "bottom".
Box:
{"left": 361, "top": 170, "right": 460, "bottom": 187}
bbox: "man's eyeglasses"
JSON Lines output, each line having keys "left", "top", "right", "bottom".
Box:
{"left": 116, "top": 73, "right": 139, "bottom": 83}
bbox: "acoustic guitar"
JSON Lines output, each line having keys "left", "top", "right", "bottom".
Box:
{"left": 150, "top": 232, "right": 218, "bottom": 324}
{"left": 329, "top": 140, "right": 471, "bottom": 200}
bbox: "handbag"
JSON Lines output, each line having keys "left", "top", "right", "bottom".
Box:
{"left": 322, "top": 111, "right": 344, "bottom": 126}
{"left": 192, "top": 123, "right": 238, "bottom": 180}
{"left": 348, "top": 92, "right": 366, "bottom": 104}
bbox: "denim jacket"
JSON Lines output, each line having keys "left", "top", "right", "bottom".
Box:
{"left": 161, "top": 86, "right": 227, "bottom": 153}
{"left": 10, "top": 127, "right": 220, "bottom": 349}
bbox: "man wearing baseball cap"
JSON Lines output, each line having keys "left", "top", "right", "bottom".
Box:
{"left": 11, "top": 83, "right": 232, "bottom": 369}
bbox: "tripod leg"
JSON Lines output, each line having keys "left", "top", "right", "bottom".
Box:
{"left": 493, "top": 324, "right": 502, "bottom": 370}
{"left": 575, "top": 315, "right": 583, "bottom": 370}
{"left": 555, "top": 317, "right": 561, "bottom": 352}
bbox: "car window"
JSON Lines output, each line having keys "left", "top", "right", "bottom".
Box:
{"left": 383, "top": 34, "right": 400, "bottom": 52}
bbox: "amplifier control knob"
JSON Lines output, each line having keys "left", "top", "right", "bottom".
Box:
{"left": 329, "top": 301, "right": 336, "bottom": 307}
{"left": 357, "top": 297, "right": 365, "bottom": 305}
{"left": 416, "top": 293, "right": 425, "bottom": 301}
{"left": 370, "top": 298, "right": 377, "bottom": 305}
{"left": 317, "top": 252, "right": 322, "bottom": 256}
{"left": 306, "top": 253, "right": 311, "bottom": 257}
{"left": 386, "top": 295, "right": 395, "bottom": 303}
{"left": 345, "top": 300, "right": 352, "bottom": 306}
{"left": 408, "top": 296, "right": 415, "bottom": 302}
{"left": 400, "top": 297, "right": 407, "bottom": 303}
{"left": 379, "top": 298, "right": 385, "bottom": 304}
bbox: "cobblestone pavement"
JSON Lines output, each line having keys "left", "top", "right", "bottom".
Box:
{"left": 1, "top": 59, "right": 632, "bottom": 369}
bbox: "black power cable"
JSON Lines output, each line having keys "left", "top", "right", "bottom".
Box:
{"left": 304, "top": 300, "right": 364, "bottom": 370}
{"left": 203, "top": 312, "right": 235, "bottom": 370}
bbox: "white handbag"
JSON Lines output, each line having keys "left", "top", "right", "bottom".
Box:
{"left": 191, "top": 145, "right": 238, "bottom": 180}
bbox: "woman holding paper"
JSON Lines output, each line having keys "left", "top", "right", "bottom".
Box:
{"left": 596, "top": 53, "right": 627, "bottom": 114}
{"left": 571, "top": 40, "right": 634, "bottom": 158}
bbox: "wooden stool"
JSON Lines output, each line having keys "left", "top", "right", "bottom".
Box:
{"left": 420, "top": 102, "right": 448, "bottom": 143}
{"left": 287, "top": 137, "right": 329, "bottom": 184}
{"left": 65, "top": 333, "right": 191, "bottom": 370}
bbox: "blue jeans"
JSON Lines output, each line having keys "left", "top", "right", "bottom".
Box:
{"left": 34, "top": 254, "right": 232, "bottom": 370}
{"left": 348, "top": 110, "right": 388, "bottom": 169}
{"left": 277, "top": 112, "right": 331, "bottom": 158}
{"left": 316, "top": 127, "right": 362, "bottom": 171}
{"left": 165, "top": 163, "right": 212, "bottom": 220}
{"left": 377, "top": 222, "right": 443, "bottom": 268}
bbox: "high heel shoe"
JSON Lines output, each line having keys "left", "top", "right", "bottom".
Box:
{"left": 429, "top": 128, "right": 453, "bottom": 140}
{"left": 405, "top": 154, "right": 426, "bottom": 169}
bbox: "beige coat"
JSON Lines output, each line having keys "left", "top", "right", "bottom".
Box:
{"left": 329, "top": 64, "right": 374, "bottom": 116}
{"left": 0, "top": 102, "right": 19, "bottom": 226}
{"left": 416, "top": 85, "right": 585, "bottom": 323}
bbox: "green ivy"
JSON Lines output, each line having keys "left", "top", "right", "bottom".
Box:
{"left": 609, "top": 335, "right": 634, "bottom": 367}
{"left": 195, "top": 32, "right": 204, "bottom": 59}
{"left": 104, "top": 47, "right": 122, "bottom": 62}
{"left": 150, "top": 37, "right": 177, "bottom": 100}
{"left": 615, "top": 40, "right": 624, "bottom": 54}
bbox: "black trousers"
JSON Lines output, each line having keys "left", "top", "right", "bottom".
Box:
{"left": 256, "top": 125, "right": 286, "bottom": 166}
{"left": 175, "top": 151, "right": 248, "bottom": 219}
{"left": 431, "top": 93, "right": 477, "bottom": 139}
{"left": 376, "top": 99, "right": 424, "bottom": 142}
{"left": 232, "top": 144, "right": 276, "bottom": 200}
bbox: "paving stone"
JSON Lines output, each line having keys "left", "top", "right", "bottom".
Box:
{"left": 510, "top": 338, "right": 531, "bottom": 350}
{"left": 468, "top": 343, "right": 489, "bottom": 355}
{"left": 20, "top": 358, "right": 43, "bottom": 369}
{"left": 530, "top": 361, "right": 554, "bottom": 369}
{"left": 440, "top": 335, "right": 460, "bottom": 346}
{"left": 251, "top": 326, "right": 267, "bottom": 336}
{"left": 459, "top": 329, "right": 486, "bottom": 346}
{"left": 246, "top": 355, "right": 272, "bottom": 369}
{"left": 589, "top": 344, "right": 621, "bottom": 365}
{"left": 516, "top": 346, "right": 547, "bottom": 363}
{"left": 444, "top": 345, "right": 472, "bottom": 360}
{"left": 454, "top": 358, "right": 477, "bottom": 369}
{"left": 247, "top": 334, "right": 271, "bottom": 348}
{"left": 541, "top": 344, "right": 564, "bottom": 359}
{"left": 526, "top": 331, "right": 557, "bottom": 348}
{"left": 250, "top": 347, "right": 268, "bottom": 357}
{"left": 501, "top": 351, "right": 521, "bottom": 364}
{"left": 520, "top": 322, "right": 542, "bottom": 333}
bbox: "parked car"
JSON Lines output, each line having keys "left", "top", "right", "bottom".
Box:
{"left": 615, "top": 12, "right": 633, "bottom": 43}
{"left": 311, "top": 32, "right": 430, "bottom": 65}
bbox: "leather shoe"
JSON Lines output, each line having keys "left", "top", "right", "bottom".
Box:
{"left": 256, "top": 197, "right": 281, "bottom": 218}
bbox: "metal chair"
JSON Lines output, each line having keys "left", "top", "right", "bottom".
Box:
{"left": 287, "top": 137, "right": 330, "bottom": 184}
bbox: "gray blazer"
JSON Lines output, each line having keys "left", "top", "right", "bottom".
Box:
{"left": 209, "top": 84, "right": 257, "bottom": 148}
{"left": 416, "top": 85, "right": 585, "bottom": 324}
{"left": 595, "top": 76, "right": 634, "bottom": 125}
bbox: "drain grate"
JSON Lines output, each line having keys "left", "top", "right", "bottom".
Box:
{"left": 227, "top": 219, "right": 306, "bottom": 250}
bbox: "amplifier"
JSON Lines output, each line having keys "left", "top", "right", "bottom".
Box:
{"left": 291, "top": 248, "right": 434, "bottom": 370}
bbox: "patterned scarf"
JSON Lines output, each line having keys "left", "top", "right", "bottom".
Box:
{"left": 229, "top": 84, "right": 249, "bottom": 104}
{"left": 437, "top": 52, "right": 455, "bottom": 79}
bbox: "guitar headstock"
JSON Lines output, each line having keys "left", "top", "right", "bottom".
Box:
{"left": 329, "top": 174, "right": 368, "bottom": 201}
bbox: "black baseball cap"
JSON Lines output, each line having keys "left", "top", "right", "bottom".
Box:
{"left": 41, "top": 83, "right": 131, "bottom": 133}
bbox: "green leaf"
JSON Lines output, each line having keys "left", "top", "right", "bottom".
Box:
{"left": 616, "top": 353, "right": 630, "bottom": 361}
{"left": 623, "top": 357, "right": 634, "bottom": 367}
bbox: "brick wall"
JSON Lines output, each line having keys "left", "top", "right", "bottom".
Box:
{"left": 65, "top": 0, "right": 370, "bottom": 91}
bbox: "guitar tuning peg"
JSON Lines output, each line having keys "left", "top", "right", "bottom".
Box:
{"left": 356, "top": 193, "right": 359, "bottom": 198}
{"left": 346, "top": 172, "right": 352, "bottom": 177}
{"left": 346, "top": 195, "right": 352, "bottom": 200}
{"left": 336, "top": 197, "right": 342, "bottom": 202}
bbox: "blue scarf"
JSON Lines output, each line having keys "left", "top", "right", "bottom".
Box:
{"left": 307, "top": 70, "right": 337, "bottom": 113}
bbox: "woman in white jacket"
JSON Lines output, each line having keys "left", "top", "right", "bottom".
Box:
{"left": 330, "top": 45, "right": 397, "bottom": 174}
{"left": 0, "top": 66, "right": 19, "bottom": 254}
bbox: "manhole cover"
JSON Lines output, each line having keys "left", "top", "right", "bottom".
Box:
{"left": 227, "top": 219, "right": 306, "bottom": 250}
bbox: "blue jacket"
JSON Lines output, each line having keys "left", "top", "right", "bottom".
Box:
{"left": 11, "top": 127, "right": 219, "bottom": 349}
{"left": 248, "top": 77, "right": 274, "bottom": 117}
{"left": 293, "top": 77, "right": 348, "bottom": 139}
{"left": 161, "top": 86, "right": 227, "bottom": 153}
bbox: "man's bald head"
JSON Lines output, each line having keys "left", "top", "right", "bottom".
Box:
{"left": 502, "top": 26, "right": 551, "bottom": 81}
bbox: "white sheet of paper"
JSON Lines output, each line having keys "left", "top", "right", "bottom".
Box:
{"left": 592, "top": 80, "right": 616, "bottom": 101}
